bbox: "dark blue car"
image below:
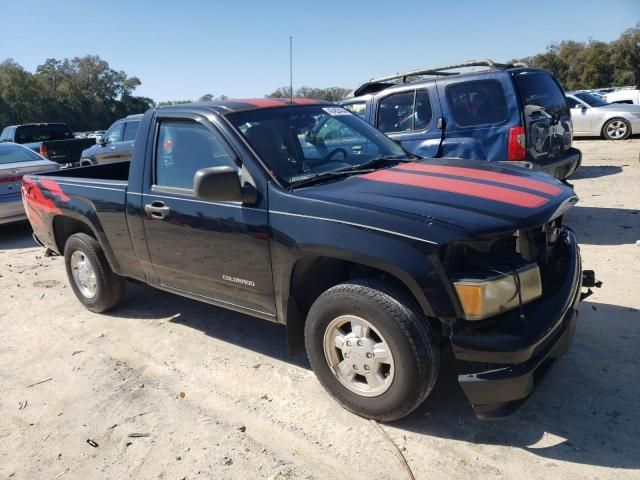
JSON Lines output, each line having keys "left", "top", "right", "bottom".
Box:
{"left": 340, "top": 60, "right": 581, "bottom": 180}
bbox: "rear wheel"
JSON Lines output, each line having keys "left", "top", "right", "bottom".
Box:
{"left": 64, "top": 233, "right": 125, "bottom": 312}
{"left": 602, "top": 118, "right": 631, "bottom": 140}
{"left": 304, "top": 280, "right": 439, "bottom": 422}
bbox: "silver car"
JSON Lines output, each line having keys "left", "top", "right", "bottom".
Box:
{"left": 566, "top": 92, "right": 640, "bottom": 140}
{"left": 0, "top": 143, "right": 59, "bottom": 225}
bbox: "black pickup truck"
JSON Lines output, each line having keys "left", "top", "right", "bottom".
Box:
{"left": 22, "top": 99, "right": 595, "bottom": 421}
{"left": 0, "top": 123, "right": 95, "bottom": 166}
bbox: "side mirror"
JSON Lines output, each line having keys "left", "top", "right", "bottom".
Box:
{"left": 194, "top": 166, "right": 256, "bottom": 204}
{"left": 96, "top": 136, "right": 104, "bottom": 145}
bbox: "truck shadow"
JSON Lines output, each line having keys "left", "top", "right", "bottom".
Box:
{"left": 565, "top": 206, "right": 640, "bottom": 245}
{"left": 398, "top": 300, "right": 640, "bottom": 470}
{"left": 113, "top": 286, "right": 639, "bottom": 470}
{"left": 114, "top": 283, "right": 310, "bottom": 369}
{"left": 568, "top": 165, "right": 622, "bottom": 179}
{"left": 0, "top": 221, "right": 37, "bottom": 250}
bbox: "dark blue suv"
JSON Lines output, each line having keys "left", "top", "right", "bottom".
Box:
{"left": 340, "top": 60, "right": 581, "bottom": 180}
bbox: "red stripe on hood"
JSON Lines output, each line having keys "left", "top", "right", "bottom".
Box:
{"left": 398, "top": 163, "right": 563, "bottom": 196}
{"left": 363, "top": 170, "right": 548, "bottom": 208}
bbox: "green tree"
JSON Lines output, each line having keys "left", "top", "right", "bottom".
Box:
{"left": 266, "top": 86, "right": 351, "bottom": 102}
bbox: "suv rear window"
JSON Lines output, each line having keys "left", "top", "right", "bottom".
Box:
{"left": 14, "top": 124, "right": 72, "bottom": 144}
{"left": 514, "top": 72, "right": 569, "bottom": 117}
{"left": 446, "top": 80, "right": 507, "bottom": 127}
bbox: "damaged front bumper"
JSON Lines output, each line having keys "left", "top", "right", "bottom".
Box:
{"left": 451, "top": 228, "right": 589, "bottom": 419}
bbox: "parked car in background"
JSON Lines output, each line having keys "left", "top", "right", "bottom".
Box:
{"left": 566, "top": 92, "right": 640, "bottom": 140}
{"left": 0, "top": 142, "right": 59, "bottom": 225}
{"left": 604, "top": 88, "right": 640, "bottom": 105}
{"left": 340, "top": 60, "right": 581, "bottom": 180}
{"left": 0, "top": 123, "right": 95, "bottom": 166}
{"left": 79, "top": 115, "right": 142, "bottom": 166}
{"left": 23, "top": 99, "right": 596, "bottom": 421}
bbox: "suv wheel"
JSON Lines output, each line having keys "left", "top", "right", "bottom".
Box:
{"left": 602, "top": 118, "right": 631, "bottom": 140}
{"left": 64, "top": 233, "right": 125, "bottom": 312}
{"left": 304, "top": 280, "right": 439, "bottom": 422}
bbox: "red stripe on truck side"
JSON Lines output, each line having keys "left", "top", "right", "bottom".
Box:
{"left": 363, "top": 170, "right": 549, "bottom": 208}
{"left": 398, "top": 163, "right": 563, "bottom": 196}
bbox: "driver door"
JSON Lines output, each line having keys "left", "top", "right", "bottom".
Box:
{"left": 141, "top": 115, "right": 275, "bottom": 317}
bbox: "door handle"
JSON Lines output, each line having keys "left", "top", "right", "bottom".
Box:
{"left": 144, "top": 201, "right": 170, "bottom": 219}
{"left": 352, "top": 145, "right": 362, "bottom": 153}
{"left": 109, "top": 146, "right": 116, "bottom": 150}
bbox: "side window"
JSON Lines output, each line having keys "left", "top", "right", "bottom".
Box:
{"left": 446, "top": 80, "right": 508, "bottom": 127}
{"left": 155, "top": 119, "right": 237, "bottom": 191}
{"left": 104, "top": 123, "right": 124, "bottom": 144}
{"left": 414, "top": 90, "right": 433, "bottom": 130}
{"left": 123, "top": 121, "right": 140, "bottom": 141}
{"left": 343, "top": 102, "right": 367, "bottom": 119}
{"left": 377, "top": 92, "right": 414, "bottom": 133}
{"left": 377, "top": 90, "right": 432, "bottom": 133}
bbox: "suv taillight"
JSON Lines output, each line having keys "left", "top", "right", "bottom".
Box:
{"left": 507, "top": 126, "right": 526, "bottom": 161}
{"left": 39, "top": 143, "right": 48, "bottom": 158}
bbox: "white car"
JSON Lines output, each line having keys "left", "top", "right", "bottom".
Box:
{"left": 566, "top": 92, "right": 640, "bottom": 140}
{"left": 604, "top": 88, "right": 640, "bottom": 106}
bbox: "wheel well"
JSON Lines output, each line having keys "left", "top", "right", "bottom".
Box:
{"left": 53, "top": 216, "right": 95, "bottom": 253}
{"left": 286, "top": 256, "right": 439, "bottom": 354}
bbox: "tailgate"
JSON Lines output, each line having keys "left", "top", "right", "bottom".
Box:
{"left": 42, "top": 138, "right": 96, "bottom": 164}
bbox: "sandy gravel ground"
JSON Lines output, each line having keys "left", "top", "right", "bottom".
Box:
{"left": 0, "top": 139, "right": 639, "bottom": 480}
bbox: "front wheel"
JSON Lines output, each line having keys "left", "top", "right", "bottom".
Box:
{"left": 602, "top": 118, "right": 631, "bottom": 140}
{"left": 304, "top": 280, "right": 439, "bottom": 422}
{"left": 64, "top": 233, "right": 125, "bottom": 312}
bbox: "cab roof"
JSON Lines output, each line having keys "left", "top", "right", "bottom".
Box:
{"left": 157, "top": 98, "right": 332, "bottom": 115}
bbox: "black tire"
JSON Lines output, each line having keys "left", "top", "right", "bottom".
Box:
{"left": 602, "top": 117, "right": 631, "bottom": 140}
{"left": 304, "top": 280, "right": 439, "bottom": 422}
{"left": 64, "top": 233, "right": 125, "bottom": 313}
{"left": 79, "top": 158, "right": 93, "bottom": 166}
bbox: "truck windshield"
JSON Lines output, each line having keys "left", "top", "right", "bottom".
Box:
{"left": 574, "top": 92, "right": 609, "bottom": 107}
{"left": 227, "top": 105, "right": 408, "bottom": 187}
{"left": 14, "top": 124, "right": 72, "bottom": 144}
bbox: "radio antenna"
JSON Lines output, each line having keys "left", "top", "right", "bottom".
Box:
{"left": 289, "top": 36, "right": 293, "bottom": 103}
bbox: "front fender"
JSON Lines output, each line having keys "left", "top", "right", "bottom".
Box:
{"left": 269, "top": 210, "right": 457, "bottom": 326}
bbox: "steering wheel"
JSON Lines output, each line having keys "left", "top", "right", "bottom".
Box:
{"left": 322, "top": 148, "right": 348, "bottom": 163}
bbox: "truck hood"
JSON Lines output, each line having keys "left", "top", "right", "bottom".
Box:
{"left": 297, "top": 158, "right": 577, "bottom": 239}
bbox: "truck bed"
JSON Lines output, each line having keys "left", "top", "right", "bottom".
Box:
{"left": 22, "top": 159, "right": 144, "bottom": 281}
{"left": 36, "top": 160, "right": 130, "bottom": 182}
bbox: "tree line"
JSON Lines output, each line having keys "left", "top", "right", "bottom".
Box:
{"left": 516, "top": 25, "right": 639, "bottom": 90}
{"left": 0, "top": 55, "right": 154, "bottom": 131}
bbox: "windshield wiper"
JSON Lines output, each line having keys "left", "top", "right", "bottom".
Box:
{"left": 290, "top": 156, "right": 416, "bottom": 189}
{"left": 291, "top": 168, "right": 375, "bottom": 188}
{"left": 352, "top": 155, "right": 415, "bottom": 170}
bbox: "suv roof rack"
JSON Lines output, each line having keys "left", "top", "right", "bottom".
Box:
{"left": 352, "top": 59, "right": 528, "bottom": 97}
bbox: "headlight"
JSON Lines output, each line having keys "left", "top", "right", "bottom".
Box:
{"left": 454, "top": 264, "right": 542, "bottom": 321}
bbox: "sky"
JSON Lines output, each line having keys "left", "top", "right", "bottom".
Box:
{"left": 1, "top": 0, "right": 638, "bottom": 102}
